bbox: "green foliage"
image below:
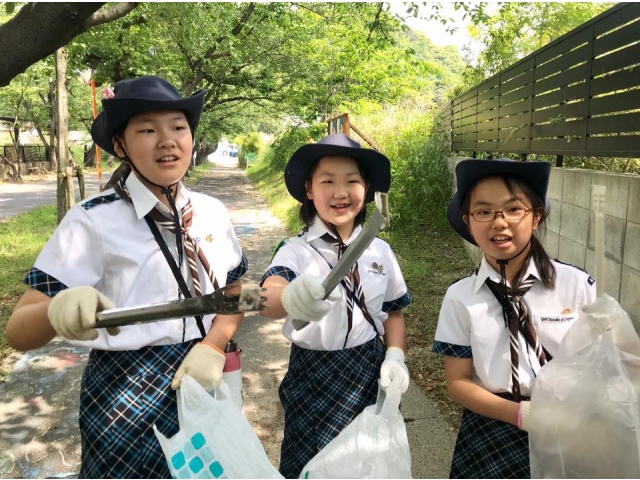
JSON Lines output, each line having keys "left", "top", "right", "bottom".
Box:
{"left": 247, "top": 124, "right": 325, "bottom": 232}
{"left": 1, "top": 3, "right": 469, "bottom": 149}
{"left": 348, "top": 99, "right": 453, "bottom": 230}
{"left": 66, "top": 3, "right": 410, "bottom": 142}
{"left": 462, "top": 2, "right": 613, "bottom": 86}
{"left": 260, "top": 124, "right": 326, "bottom": 172}
{"left": 235, "top": 132, "right": 262, "bottom": 156}
{"left": 234, "top": 131, "right": 264, "bottom": 169}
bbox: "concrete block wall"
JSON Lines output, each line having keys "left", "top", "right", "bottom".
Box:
{"left": 449, "top": 156, "right": 640, "bottom": 328}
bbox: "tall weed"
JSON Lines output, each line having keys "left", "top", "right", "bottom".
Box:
{"left": 351, "top": 101, "right": 452, "bottom": 231}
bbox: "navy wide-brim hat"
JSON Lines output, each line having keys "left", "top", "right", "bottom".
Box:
{"left": 285, "top": 133, "right": 391, "bottom": 203}
{"left": 91, "top": 75, "right": 205, "bottom": 157}
{"left": 447, "top": 158, "right": 552, "bottom": 245}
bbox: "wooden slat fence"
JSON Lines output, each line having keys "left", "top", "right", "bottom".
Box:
{"left": 442, "top": 2, "right": 640, "bottom": 158}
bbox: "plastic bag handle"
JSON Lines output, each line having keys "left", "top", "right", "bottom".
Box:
{"left": 211, "top": 380, "right": 233, "bottom": 400}
{"left": 376, "top": 377, "right": 403, "bottom": 418}
{"left": 177, "top": 376, "right": 234, "bottom": 425}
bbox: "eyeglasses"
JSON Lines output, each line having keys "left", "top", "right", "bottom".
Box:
{"left": 470, "top": 207, "right": 532, "bottom": 222}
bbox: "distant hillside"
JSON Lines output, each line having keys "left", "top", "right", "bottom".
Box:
{"left": 404, "top": 29, "right": 468, "bottom": 102}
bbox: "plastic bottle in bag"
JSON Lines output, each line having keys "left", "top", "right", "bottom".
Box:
{"left": 222, "top": 339, "right": 243, "bottom": 409}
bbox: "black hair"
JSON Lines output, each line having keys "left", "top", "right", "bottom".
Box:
{"left": 299, "top": 157, "right": 370, "bottom": 231}
{"left": 103, "top": 121, "right": 132, "bottom": 191}
{"left": 462, "top": 174, "right": 556, "bottom": 289}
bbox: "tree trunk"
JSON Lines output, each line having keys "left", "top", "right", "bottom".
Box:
{"left": 0, "top": 154, "right": 22, "bottom": 182}
{"left": 194, "top": 139, "right": 214, "bottom": 166}
{"left": 55, "top": 47, "right": 75, "bottom": 224}
{"left": 84, "top": 142, "right": 96, "bottom": 167}
{"left": 5, "top": 113, "right": 25, "bottom": 181}
{"left": 23, "top": 99, "right": 50, "bottom": 151}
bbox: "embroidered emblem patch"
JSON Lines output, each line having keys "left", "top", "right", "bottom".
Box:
{"left": 370, "top": 262, "right": 384, "bottom": 274}
{"left": 206, "top": 234, "right": 214, "bottom": 243}
{"left": 561, "top": 307, "right": 573, "bottom": 315}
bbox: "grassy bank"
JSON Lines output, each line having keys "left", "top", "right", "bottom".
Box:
{"left": 0, "top": 205, "right": 57, "bottom": 380}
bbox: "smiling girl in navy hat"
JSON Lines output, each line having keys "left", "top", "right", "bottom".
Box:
{"left": 6, "top": 75, "right": 248, "bottom": 478}
{"left": 432, "top": 158, "right": 596, "bottom": 478}
{"left": 259, "top": 133, "right": 413, "bottom": 478}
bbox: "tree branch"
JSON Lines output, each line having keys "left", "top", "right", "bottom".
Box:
{"left": 85, "top": 2, "right": 138, "bottom": 28}
{"left": 367, "top": 3, "right": 385, "bottom": 42}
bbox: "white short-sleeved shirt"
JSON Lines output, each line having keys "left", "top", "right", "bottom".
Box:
{"left": 262, "top": 216, "right": 412, "bottom": 351}
{"left": 433, "top": 255, "right": 596, "bottom": 397}
{"left": 26, "top": 172, "right": 247, "bottom": 350}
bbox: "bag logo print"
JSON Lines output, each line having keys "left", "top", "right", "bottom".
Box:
{"left": 170, "top": 432, "right": 226, "bottom": 478}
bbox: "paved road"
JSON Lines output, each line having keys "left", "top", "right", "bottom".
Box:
{"left": 0, "top": 163, "right": 456, "bottom": 478}
{"left": 0, "top": 172, "right": 112, "bottom": 221}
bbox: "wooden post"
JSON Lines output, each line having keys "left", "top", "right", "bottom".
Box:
{"left": 55, "top": 47, "right": 75, "bottom": 224}
{"left": 76, "top": 165, "right": 86, "bottom": 200}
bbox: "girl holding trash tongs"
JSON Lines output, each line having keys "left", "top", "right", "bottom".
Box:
{"left": 260, "top": 133, "right": 413, "bottom": 479}
{"left": 433, "top": 158, "right": 596, "bottom": 478}
{"left": 6, "top": 75, "right": 249, "bottom": 478}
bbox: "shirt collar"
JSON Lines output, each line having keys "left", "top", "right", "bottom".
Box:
{"left": 305, "top": 215, "right": 363, "bottom": 245}
{"left": 125, "top": 172, "right": 189, "bottom": 220}
{"left": 473, "top": 254, "right": 541, "bottom": 294}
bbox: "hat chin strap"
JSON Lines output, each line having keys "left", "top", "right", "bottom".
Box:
{"left": 491, "top": 239, "right": 531, "bottom": 298}
{"left": 117, "top": 140, "right": 184, "bottom": 265}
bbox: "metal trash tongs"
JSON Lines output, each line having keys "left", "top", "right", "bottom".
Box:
{"left": 95, "top": 283, "right": 266, "bottom": 329}
{"left": 292, "top": 191, "right": 391, "bottom": 330}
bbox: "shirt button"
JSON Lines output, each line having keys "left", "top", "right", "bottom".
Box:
{"left": 176, "top": 322, "right": 183, "bottom": 332}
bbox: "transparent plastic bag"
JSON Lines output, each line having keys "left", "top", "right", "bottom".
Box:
{"left": 300, "top": 378, "right": 412, "bottom": 479}
{"left": 153, "top": 375, "right": 283, "bottom": 479}
{"left": 529, "top": 294, "right": 640, "bottom": 478}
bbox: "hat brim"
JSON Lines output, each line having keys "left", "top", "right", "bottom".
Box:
{"left": 285, "top": 143, "right": 391, "bottom": 203}
{"left": 91, "top": 90, "right": 205, "bottom": 157}
{"left": 446, "top": 159, "right": 552, "bottom": 245}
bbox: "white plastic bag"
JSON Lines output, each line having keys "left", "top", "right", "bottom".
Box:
{"left": 300, "top": 378, "right": 412, "bottom": 479}
{"left": 153, "top": 375, "right": 283, "bottom": 479}
{"left": 529, "top": 294, "right": 640, "bottom": 478}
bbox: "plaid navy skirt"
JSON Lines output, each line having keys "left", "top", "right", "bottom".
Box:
{"left": 78, "top": 340, "right": 198, "bottom": 478}
{"left": 278, "top": 336, "right": 385, "bottom": 479}
{"left": 450, "top": 392, "right": 530, "bottom": 479}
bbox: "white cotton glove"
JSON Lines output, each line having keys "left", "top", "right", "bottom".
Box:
{"left": 282, "top": 274, "right": 341, "bottom": 323}
{"left": 172, "top": 342, "right": 226, "bottom": 392}
{"left": 518, "top": 400, "right": 531, "bottom": 432}
{"left": 379, "top": 347, "right": 410, "bottom": 394}
{"left": 48, "top": 286, "right": 118, "bottom": 341}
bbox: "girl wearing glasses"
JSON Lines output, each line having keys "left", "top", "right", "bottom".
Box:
{"left": 432, "top": 158, "right": 595, "bottom": 478}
